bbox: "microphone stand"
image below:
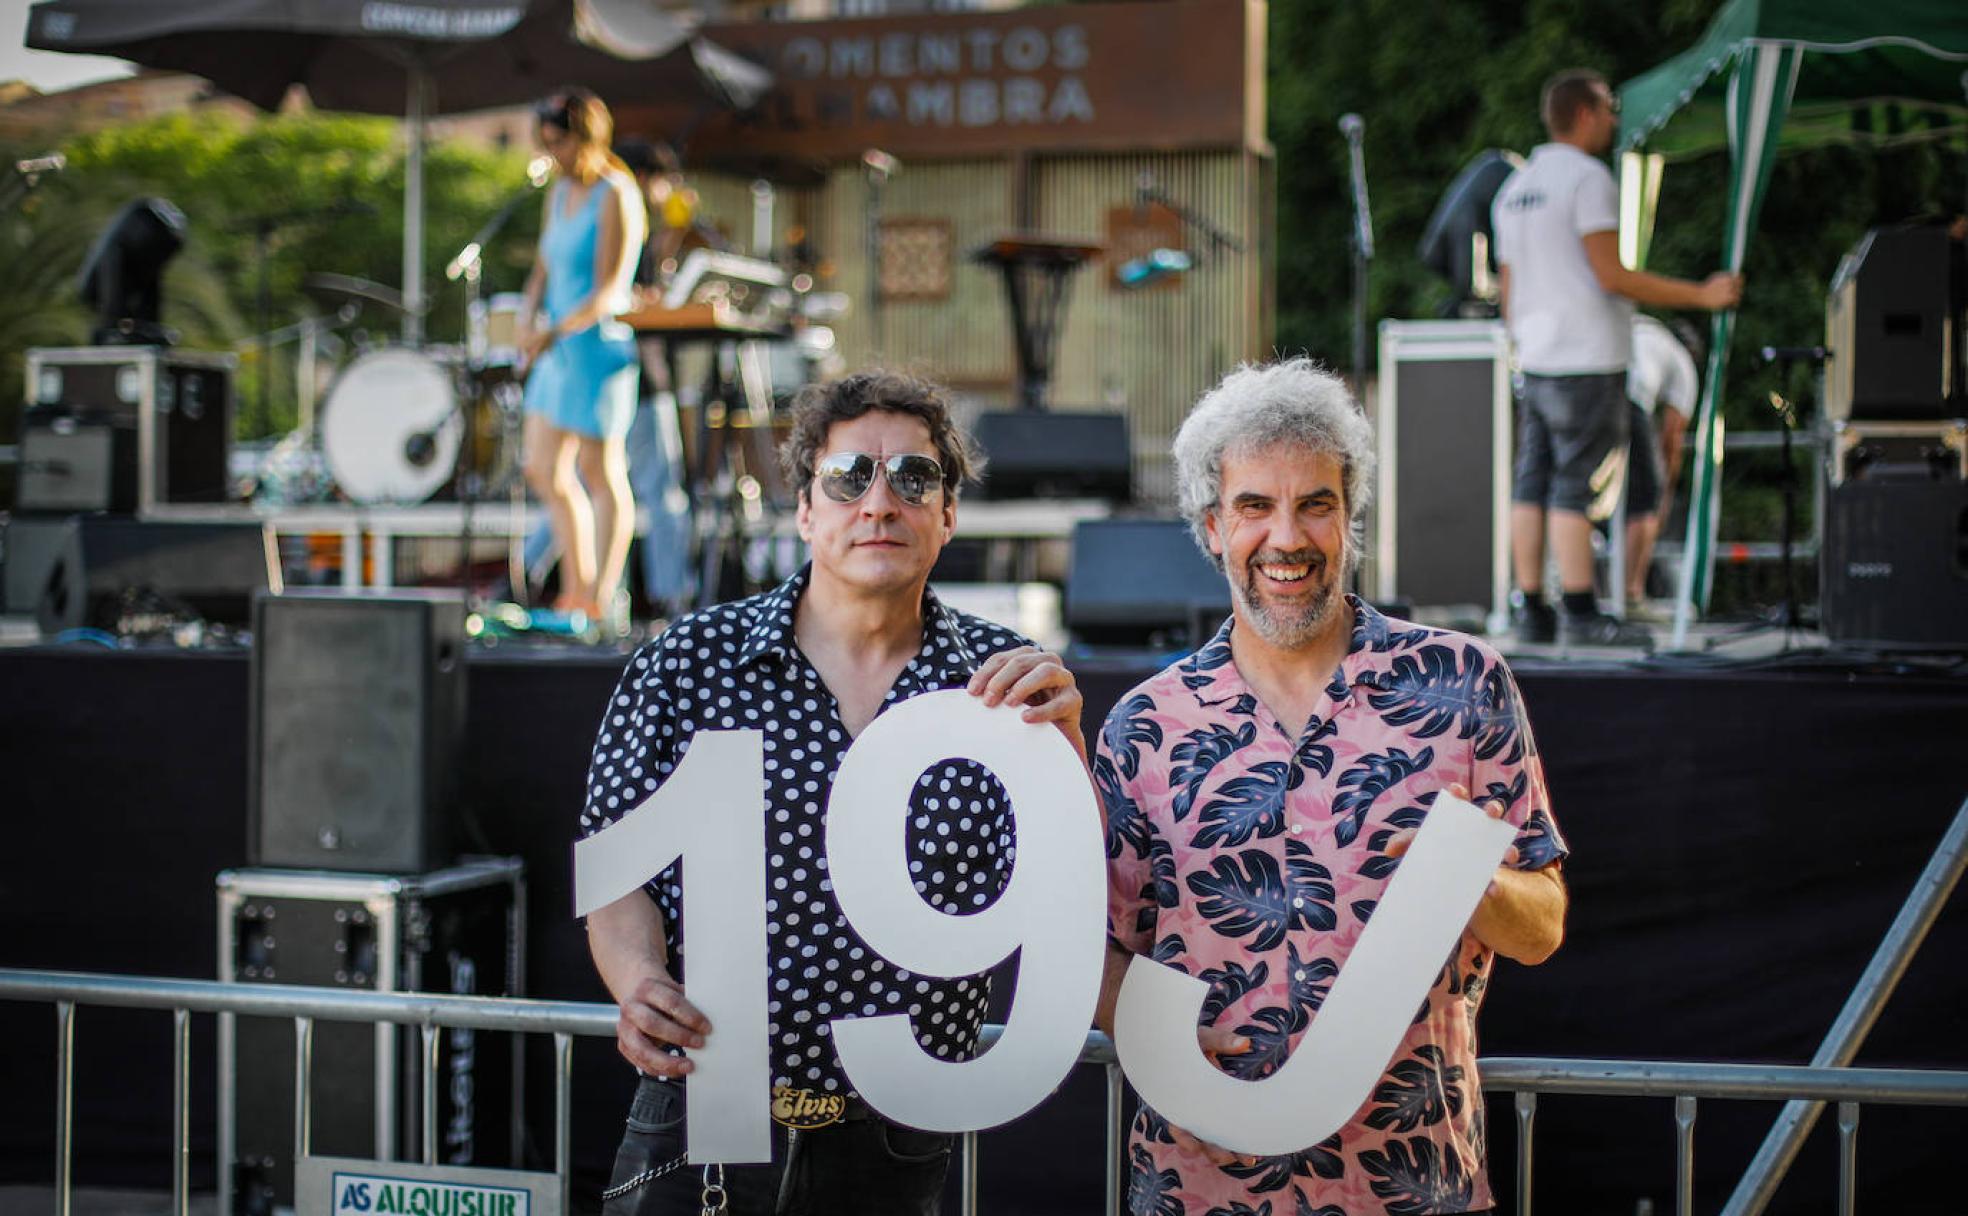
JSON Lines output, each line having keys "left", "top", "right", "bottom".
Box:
{"left": 444, "top": 184, "right": 540, "bottom": 604}
{"left": 1135, "top": 175, "right": 1247, "bottom": 259}
{"left": 1757, "top": 345, "right": 1827, "bottom": 644}
{"left": 1340, "top": 115, "right": 1375, "bottom": 400}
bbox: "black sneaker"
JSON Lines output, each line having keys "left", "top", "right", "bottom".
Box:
{"left": 1560, "top": 609, "right": 1653, "bottom": 649}
{"left": 1512, "top": 595, "right": 1557, "bottom": 645}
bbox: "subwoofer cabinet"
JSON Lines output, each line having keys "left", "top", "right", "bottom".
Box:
{"left": 249, "top": 591, "right": 468, "bottom": 872}
{"left": 217, "top": 860, "right": 525, "bottom": 1216}
{"left": 1819, "top": 468, "right": 1968, "bottom": 649}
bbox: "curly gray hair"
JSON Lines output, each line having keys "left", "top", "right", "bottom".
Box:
{"left": 1171, "top": 358, "right": 1376, "bottom": 569}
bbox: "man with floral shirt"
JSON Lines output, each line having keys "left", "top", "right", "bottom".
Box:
{"left": 1093, "top": 359, "right": 1568, "bottom": 1216}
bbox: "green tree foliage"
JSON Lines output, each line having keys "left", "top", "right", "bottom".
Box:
{"left": 34, "top": 110, "right": 541, "bottom": 437}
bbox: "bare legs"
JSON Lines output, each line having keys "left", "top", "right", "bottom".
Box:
{"left": 1511, "top": 504, "right": 1597, "bottom": 598}
{"left": 577, "top": 434, "right": 634, "bottom": 615}
{"left": 524, "top": 413, "right": 597, "bottom": 613}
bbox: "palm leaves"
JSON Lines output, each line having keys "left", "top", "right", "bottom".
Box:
{"left": 1223, "top": 1132, "right": 1346, "bottom": 1193}
{"left": 1366, "top": 642, "right": 1525, "bottom": 762}
{"left": 1184, "top": 843, "right": 1334, "bottom": 951}
{"left": 1104, "top": 693, "right": 1164, "bottom": 780}
{"left": 1201, "top": 1203, "right": 1272, "bottom": 1216}
{"left": 1283, "top": 941, "right": 1338, "bottom": 1032}
{"left": 1198, "top": 958, "right": 1270, "bottom": 1025}
{"left": 1126, "top": 1144, "right": 1185, "bottom": 1216}
{"left": 1191, "top": 760, "right": 1302, "bottom": 848}
{"left": 1359, "top": 1135, "right": 1475, "bottom": 1216}
{"left": 1365, "top": 1045, "right": 1466, "bottom": 1134}
{"left": 1330, "top": 746, "right": 1435, "bottom": 847}
{"left": 1222, "top": 1004, "right": 1295, "bottom": 1080}
{"left": 1170, "top": 720, "right": 1257, "bottom": 822}
{"left": 1098, "top": 751, "right": 1153, "bottom": 861}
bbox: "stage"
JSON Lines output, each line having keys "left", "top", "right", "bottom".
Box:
{"left": 1, "top": 639, "right": 1964, "bottom": 1213}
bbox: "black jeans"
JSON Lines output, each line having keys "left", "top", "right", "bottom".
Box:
{"left": 600, "top": 1078, "right": 953, "bottom": 1216}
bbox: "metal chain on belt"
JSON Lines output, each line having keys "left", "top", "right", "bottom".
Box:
{"left": 598, "top": 1152, "right": 688, "bottom": 1202}
{"left": 698, "top": 1163, "right": 728, "bottom": 1216}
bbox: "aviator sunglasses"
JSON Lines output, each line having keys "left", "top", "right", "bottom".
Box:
{"left": 815, "top": 452, "right": 946, "bottom": 507}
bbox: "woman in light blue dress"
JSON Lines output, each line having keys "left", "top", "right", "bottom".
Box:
{"left": 517, "top": 88, "right": 646, "bottom": 620}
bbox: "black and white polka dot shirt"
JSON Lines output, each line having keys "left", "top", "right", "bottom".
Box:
{"left": 580, "top": 565, "right": 1030, "bottom": 1096}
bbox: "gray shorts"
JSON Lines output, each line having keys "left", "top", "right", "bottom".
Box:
{"left": 1512, "top": 372, "right": 1629, "bottom": 514}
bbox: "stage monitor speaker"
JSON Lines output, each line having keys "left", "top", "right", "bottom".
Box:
{"left": 1820, "top": 476, "right": 1968, "bottom": 649}
{"left": 1825, "top": 224, "right": 1966, "bottom": 422}
{"left": 1066, "top": 518, "right": 1230, "bottom": 649}
{"left": 250, "top": 591, "right": 469, "bottom": 873}
{"left": 1373, "top": 320, "right": 1511, "bottom": 625}
{"left": 218, "top": 861, "right": 523, "bottom": 1215}
{"left": 973, "top": 410, "right": 1131, "bottom": 501}
{"left": 36, "top": 516, "right": 275, "bottom": 634}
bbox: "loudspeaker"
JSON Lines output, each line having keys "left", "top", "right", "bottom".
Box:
{"left": 1820, "top": 477, "right": 1968, "bottom": 648}
{"left": 35, "top": 516, "right": 274, "bottom": 634}
{"left": 1825, "top": 225, "right": 1966, "bottom": 422}
{"left": 1373, "top": 320, "right": 1511, "bottom": 623}
{"left": 218, "top": 861, "right": 523, "bottom": 1215}
{"left": 1066, "top": 518, "right": 1230, "bottom": 649}
{"left": 250, "top": 591, "right": 468, "bottom": 872}
{"left": 2, "top": 516, "right": 76, "bottom": 616}
{"left": 24, "top": 346, "right": 235, "bottom": 508}
{"left": 973, "top": 411, "right": 1131, "bottom": 501}
{"left": 16, "top": 418, "right": 138, "bottom": 513}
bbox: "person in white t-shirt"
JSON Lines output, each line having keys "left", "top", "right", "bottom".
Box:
{"left": 1623, "top": 313, "right": 1702, "bottom": 608}
{"left": 1491, "top": 68, "right": 1740, "bottom": 646}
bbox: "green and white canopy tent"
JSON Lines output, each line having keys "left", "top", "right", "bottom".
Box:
{"left": 1612, "top": 0, "right": 1968, "bottom": 646}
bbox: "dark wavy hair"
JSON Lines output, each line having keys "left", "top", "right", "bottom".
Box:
{"left": 780, "top": 371, "right": 979, "bottom": 503}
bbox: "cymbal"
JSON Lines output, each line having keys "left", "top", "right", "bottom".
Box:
{"left": 302, "top": 273, "right": 425, "bottom": 317}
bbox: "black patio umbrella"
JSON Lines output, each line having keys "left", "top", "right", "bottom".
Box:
{"left": 25, "top": 0, "right": 772, "bottom": 339}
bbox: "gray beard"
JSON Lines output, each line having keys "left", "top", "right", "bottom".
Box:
{"left": 1234, "top": 551, "right": 1345, "bottom": 650}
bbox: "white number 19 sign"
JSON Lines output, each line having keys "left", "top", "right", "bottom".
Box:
{"left": 573, "top": 691, "right": 1106, "bottom": 1162}
{"left": 574, "top": 689, "right": 1515, "bottom": 1163}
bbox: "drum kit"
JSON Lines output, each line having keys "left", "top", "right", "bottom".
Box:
{"left": 285, "top": 276, "right": 531, "bottom": 509}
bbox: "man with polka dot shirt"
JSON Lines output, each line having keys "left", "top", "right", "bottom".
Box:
{"left": 582, "top": 371, "right": 1088, "bottom": 1215}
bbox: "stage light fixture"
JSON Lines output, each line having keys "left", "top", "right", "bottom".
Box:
{"left": 77, "top": 197, "right": 187, "bottom": 346}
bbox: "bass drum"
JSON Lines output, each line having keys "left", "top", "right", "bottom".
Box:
{"left": 320, "top": 348, "right": 462, "bottom": 505}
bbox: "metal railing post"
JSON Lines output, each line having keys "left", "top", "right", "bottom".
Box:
{"left": 1673, "top": 1095, "right": 1697, "bottom": 1216}
{"left": 1104, "top": 1062, "right": 1125, "bottom": 1216}
{"left": 172, "top": 1007, "right": 190, "bottom": 1216}
{"left": 1724, "top": 796, "right": 1968, "bottom": 1216}
{"left": 295, "top": 1017, "right": 314, "bottom": 1161}
{"left": 55, "top": 1000, "right": 74, "bottom": 1216}
{"left": 1836, "top": 1102, "right": 1859, "bottom": 1216}
{"left": 960, "top": 1131, "right": 979, "bottom": 1216}
{"left": 1513, "top": 1089, "right": 1536, "bottom": 1216}
{"left": 555, "top": 1032, "right": 573, "bottom": 1216}
{"left": 422, "top": 1023, "right": 440, "bottom": 1165}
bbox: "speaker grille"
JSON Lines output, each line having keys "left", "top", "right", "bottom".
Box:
{"left": 251, "top": 593, "right": 465, "bottom": 871}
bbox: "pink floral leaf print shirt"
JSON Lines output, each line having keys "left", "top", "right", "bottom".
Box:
{"left": 1100, "top": 597, "right": 1567, "bottom": 1216}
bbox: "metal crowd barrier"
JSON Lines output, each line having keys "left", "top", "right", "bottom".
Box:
{"left": 3, "top": 968, "right": 1965, "bottom": 1216}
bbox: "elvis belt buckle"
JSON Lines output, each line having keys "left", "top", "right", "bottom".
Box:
{"left": 770, "top": 1084, "right": 847, "bottom": 1130}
